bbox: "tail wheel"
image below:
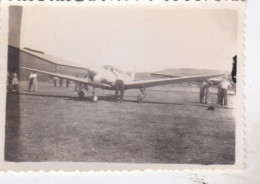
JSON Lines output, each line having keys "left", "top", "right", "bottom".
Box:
{"left": 78, "top": 91, "right": 85, "bottom": 98}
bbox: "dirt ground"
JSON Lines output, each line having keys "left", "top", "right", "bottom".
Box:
{"left": 5, "top": 81, "right": 235, "bottom": 164}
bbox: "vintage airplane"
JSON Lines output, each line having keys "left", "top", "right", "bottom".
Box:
{"left": 21, "top": 66, "right": 224, "bottom": 102}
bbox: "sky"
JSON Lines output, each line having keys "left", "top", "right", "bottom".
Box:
{"left": 19, "top": 5, "right": 238, "bottom": 72}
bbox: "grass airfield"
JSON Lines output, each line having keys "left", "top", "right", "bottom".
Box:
{"left": 5, "top": 81, "right": 235, "bottom": 164}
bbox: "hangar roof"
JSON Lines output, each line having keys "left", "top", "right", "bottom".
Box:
{"left": 9, "top": 45, "right": 87, "bottom": 70}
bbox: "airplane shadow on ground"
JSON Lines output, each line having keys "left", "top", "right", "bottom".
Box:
{"left": 64, "top": 95, "right": 186, "bottom": 106}
{"left": 9, "top": 92, "right": 189, "bottom": 106}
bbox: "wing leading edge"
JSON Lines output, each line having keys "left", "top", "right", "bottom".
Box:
{"left": 21, "top": 67, "right": 111, "bottom": 89}
{"left": 22, "top": 67, "right": 224, "bottom": 90}
{"left": 125, "top": 74, "right": 224, "bottom": 89}
{"left": 150, "top": 73, "right": 182, "bottom": 78}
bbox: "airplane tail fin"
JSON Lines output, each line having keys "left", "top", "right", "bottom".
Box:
{"left": 130, "top": 66, "right": 136, "bottom": 81}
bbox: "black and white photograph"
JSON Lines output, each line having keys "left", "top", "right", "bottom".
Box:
{"left": 0, "top": 1, "right": 245, "bottom": 170}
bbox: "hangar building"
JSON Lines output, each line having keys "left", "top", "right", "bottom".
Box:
{"left": 8, "top": 5, "right": 89, "bottom": 82}
{"left": 8, "top": 45, "right": 89, "bottom": 82}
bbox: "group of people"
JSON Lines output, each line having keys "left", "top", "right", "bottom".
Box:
{"left": 7, "top": 71, "right": 38, "bottom": 92}
{"left": 29, "top": 73, "right": 72, "bottom": 92}
{"left": 199, "top": 77, "right": 231, "bottom": 106}
{"left": 28, "top": 73, "right": 72, "bottom": 92}
{"left": 51, "top": 77, "right": 70, "bottom": 88}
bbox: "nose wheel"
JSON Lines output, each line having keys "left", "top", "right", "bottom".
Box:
{"left": 77, "top": 82, "right": 99, "bottom": 102}
{"left": 92, "top": 91, "right": 98, "bottom": 102}
{"left": 78, "top": 91, "right": 85, "bottom": 98}
{"left": 92, "top": 95, "right": 98, "bottom": 102}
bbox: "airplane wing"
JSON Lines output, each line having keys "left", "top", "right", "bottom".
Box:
{"left": 21, "top": 67, "right": 111, "bottom": 89}
{"left": 125, "top": 74, "right": 224, "bottom": 89}
{"left": 150, "top": 73, "right": 182, "bottom": 78}
{"left": 151, "top": 72, "right": 223, "bottom": 85}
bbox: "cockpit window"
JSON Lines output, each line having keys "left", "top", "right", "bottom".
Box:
{"left": 103, "top": 65, "right": 127, "bottom": 77}
{"left": 103, "top": 65, "right": 118, "bottom": 71}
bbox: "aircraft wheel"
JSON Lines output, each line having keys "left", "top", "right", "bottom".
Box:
{"left": 93, "top": 95, "right": 98, "bottom": 102}
{"left": 137, "top": 95, "right": 143, "bottom": 103}
{"left": 78, "top": 91, "right": 85, "bottom": 98}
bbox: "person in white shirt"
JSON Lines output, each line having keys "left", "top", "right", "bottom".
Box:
{"left": 218, "top": 77, "right": 231, "bottom": 106}
{"left": 28, "top": 72, "right": 38, "bottom": 92}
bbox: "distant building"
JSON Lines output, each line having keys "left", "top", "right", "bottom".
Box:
{"left": 8, "top": 45, "right": 89, "bottom": 82}
{"left": 8, "top": 5, "right": 89, "bottom": 82}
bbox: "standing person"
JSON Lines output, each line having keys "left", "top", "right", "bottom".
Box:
{"left": 217, "top": 87, "right": 221, "bottom": 105}
{"left": 115, "top": 79, "right": 125, "bottom": 103}
{"left": 53, "top": 77, "right": 58, "bottom": 87}
{"left": 204, "top": 79, "right": 213, "bottom": 103}
{"left": 59, "top": 78, "right": 63, "bottom": 87}
{"left": 7, "top": 72, "right": 11, "bottom": 91}
{"left": 49, "top": 76, "right": 53, "bottom": 83}
{"left": 199, "top": 80, "right": 207, "bottom": 103}
{"left": 34, "top": 73, "right": 38, "bottom": 91}
{"left": 7, "top": 72, "right": 11, "bottom": 85}
{"left": 28, "top": 72, "right": 38, "bottom": 92}
{"left": 66, "top": 79, "right": 70, "bottom": 88}
{"left": 84, "top": 75, "right": 89, "bottom": 92}
{"left": 75, "top": 75, "right": 79, "bottom": 91}
{"left": 219, "top": 77, "right": 231, "bottom": 106}
{"left": 11, "top": 72, "right": 19, "bottom": 92}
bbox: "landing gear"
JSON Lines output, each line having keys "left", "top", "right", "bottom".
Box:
{"left": 77, "top": 83, "right": 85, "bottom": 98}
{"left": 93, "top": 95, "right": 98, "bottom": 102}
{"left": 137, "top": 88, "right": 147, "bottom": 103}
{"left": 78, "top": 91, "right": 85, "bottom": 98}
{"left": 92, "top": 90, "right": 98, "bottom": 102}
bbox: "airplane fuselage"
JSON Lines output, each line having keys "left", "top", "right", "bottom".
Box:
{"left": 89, "top": 66, "right": 133, "bottom": 87}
